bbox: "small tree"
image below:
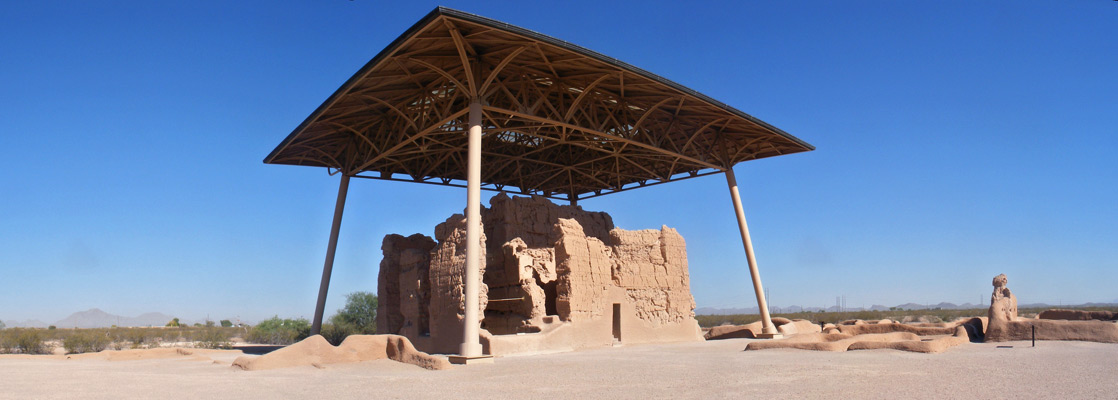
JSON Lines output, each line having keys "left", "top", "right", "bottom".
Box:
{"left": 0, "top": 319, "right": 5, "bottom": 330}
{"left": 219, "top": 320, "right": 233, "bottom": 328}
{"left": 166, "top": 318, "right": 181, "bottom": 327}
{"left": 330, "top": 291, "right": 378, "bottom": 334}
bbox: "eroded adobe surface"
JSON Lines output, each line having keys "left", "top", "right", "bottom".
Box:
{"left": 985, "top": 274, "right": 1118, "bottom": 343}
{"left": 737, "top": 274, "right": 1118, "bottom": 354}
{"left": 377, "top": 193, "right": 702, "bottom": 355}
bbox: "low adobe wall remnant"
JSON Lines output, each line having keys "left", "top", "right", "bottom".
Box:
{"left": 984, "top": 274, "right": 1118, "bottom": 343}
{"left": 739, "top": 273, "right": 1118, "bottom": 353}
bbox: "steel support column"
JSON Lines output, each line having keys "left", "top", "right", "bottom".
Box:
{"left": 724, "top": 168, "right": 779, "bottom": 337}
{"left": 459, "top": 98, "right": 484, "bottom": 357}
{"left": 311, "top": 174, "right": 351, "bottom": 335}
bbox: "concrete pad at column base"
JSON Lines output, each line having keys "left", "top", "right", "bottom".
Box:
{"left": 754, "top": 333, "right": 783, "bottom": 339}
{"left": 448, "top": 355, "right": 495, "bottom": 365}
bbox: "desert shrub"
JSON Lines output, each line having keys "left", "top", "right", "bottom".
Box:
{"left": 0, "top": 319, "right": 5, "bottom": 330}
{"left": 19, "top": 329, "right": 51, "bottom": 354}
{"left": 0, "top": 330, "right": 12, "bottom": 353}
{"left": 178, "top": 328, "right": 198, "bottom": 344}
{"left": 319, "top": 323, "right": 357, "bottom": 346}
{"left": 0, "top": 329, "right": 51, "bottom": 354}
{"left": 166, "top": 318, "right": 181, "bottom": 327}
{"left": 109, "top": 328, "right": 156, "bottom": 349}
{"left": 330, "top": 291, "right": 378, "bottom": 334}
{"left": 159, "top": 327, "right": 186, "bottom": 343}
{"left": 63, "top": 330, "right": 111, "bottom": 354}
{"left": 246, "top": 316, "right": 310, "bottom": 345}
{"left": 194, "top": 328, "right": 233, "bottom": 349}
{"left": 220, "top": 320, "right": 232, "bottom": 328}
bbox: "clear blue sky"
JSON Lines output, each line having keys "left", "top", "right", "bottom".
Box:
{"left": 1, "top": 1, "right": 1115, "bottom": 324}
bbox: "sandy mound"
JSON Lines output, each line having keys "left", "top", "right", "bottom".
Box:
{"left": 745, "top": 332, "right": 917, "bottom": 352}
{"left": 704, "top": 318, "right": 821, "bottom": 340}
{"left": 847, "top": 326, "right": 971, "bottom": 353}
{"left": 232, "top": 334, "right": 450, "bottom": 371}
{"left": 66, "top": 348, "right": 230, "bottom": 362}
{"left": 836, "top": 322, "right": 958, "bottom": 336}
{"left": 745, "top": 321, "right": 973, "bottom": 353}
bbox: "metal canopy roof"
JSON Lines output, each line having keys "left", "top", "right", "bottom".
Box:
{"left": 265, "top": 7, "right": 814, "bottom": 202}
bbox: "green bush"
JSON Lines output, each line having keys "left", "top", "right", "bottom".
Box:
{"left": 246, "top": 316, "right": 310, "bottom": 345}
{"left": 220, "top": 320, "right": 233, "bottom": 328}
{"left": 330, "top": 291, "right": 378, "bottom": 334}
{"left": 63, "top": 330, "right": 111, "bottom": 354}
{"left": 0, "top": 331, "right": 12, "bottom": 353}
{"left": 166, "top": 318, "right": 180, "bottom": 327}
{"left": 0, "top": 329, "right": 51, "bottom": 354}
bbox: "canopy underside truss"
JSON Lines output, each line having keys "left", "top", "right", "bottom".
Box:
{"left": 265, "top": 7, "right": 813, "bottom": 201}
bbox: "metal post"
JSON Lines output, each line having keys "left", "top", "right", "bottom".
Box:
{"left": 460, "top": 98, "right": 484, "bottom": 357}
{"left": 725, "top": 168, "right": 780, "bottom": 337}
{"left": 311, "top": 174, "right": 350, "bottom": 335}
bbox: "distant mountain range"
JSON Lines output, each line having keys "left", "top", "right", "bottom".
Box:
{"left": 695, "top": 301, "right": 1118, "bottom": 315}
{"left": 3, "top": 309, "right": 179, "bottom": 329}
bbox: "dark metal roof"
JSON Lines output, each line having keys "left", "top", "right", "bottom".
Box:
{"left": 265, "top": 6, "right": 813, "bottom": 201}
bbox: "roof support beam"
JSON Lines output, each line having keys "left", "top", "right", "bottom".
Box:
{"left": 724, "top": 168, "right": 779, "bottom": 338}
{"left": 452, "top": 96, "right": 492, "bottom": 364}
{"left": 311, "top": 174, "right": 350, "bottom": 336}
{"left": 446, "top": 22, "right": 478, "bottom": 97}
{"left": 480, "top": 46, "right": 528, "bottom": 96}
{"left": 351, "top": 108, "right": 468, "bottom": 173}
{"left": 485, "top": 106, "right": 725, "bottom": 171}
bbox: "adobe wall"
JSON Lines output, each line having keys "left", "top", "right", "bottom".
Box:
{"left": 376, "top": 234, "right": 436, "bottom": 339}
{"left": 377, "top": 193, "right": 703, "bottom": 355}
{"left": 984, "top": 274, "right": 1118, "bottom": 343}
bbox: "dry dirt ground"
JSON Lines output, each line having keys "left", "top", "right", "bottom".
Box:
{"left": 2, "top": 338, "right": 1115, "bottom": 399}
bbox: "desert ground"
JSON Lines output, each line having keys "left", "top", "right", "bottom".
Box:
{"left": 2, "top": 338, "right": 1115, "bottom": 399}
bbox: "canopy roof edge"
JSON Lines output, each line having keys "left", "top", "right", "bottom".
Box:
{"left": 264, "top": 6, "right": 814, "bottom": 200}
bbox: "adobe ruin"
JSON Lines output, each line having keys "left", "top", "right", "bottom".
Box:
{"left": 376, "top": 193, "right": 703, "bottom": 355}
{"left": 984, "top": 274, "right": 1118, "bottom": 343}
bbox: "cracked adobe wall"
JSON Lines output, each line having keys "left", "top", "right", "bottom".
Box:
{"left": 378, "top": 193, "right": 703, "bottom": 355}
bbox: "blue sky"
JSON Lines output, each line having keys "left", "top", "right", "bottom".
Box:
{"left": 1, "top": 1, "right": 1115, "bottom": 323}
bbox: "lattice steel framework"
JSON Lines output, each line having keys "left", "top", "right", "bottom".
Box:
{"left": 264, "top": 7, "right": 813, "bottom": 202}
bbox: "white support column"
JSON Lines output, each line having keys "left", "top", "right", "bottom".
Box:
{"left": 454, "top": 97, "right": 487, "bottom": 362}
{"left": 725, "top": 168, "right": 780, "bottom": 338}
{"left": 311, "top": 174, "right": 350, "bottom": 335}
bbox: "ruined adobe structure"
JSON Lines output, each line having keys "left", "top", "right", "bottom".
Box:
{"left": 736, "top": 273, "right": 1118, "bottom": 353}
{"left": 984, "top": 274, "right": 1118, "bottom": 343}
{"left": 377, "top": 194, "right": 703, "bottom": 355}
{"left": 983, "top": 273, "right": 1018, "bottom": 341}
